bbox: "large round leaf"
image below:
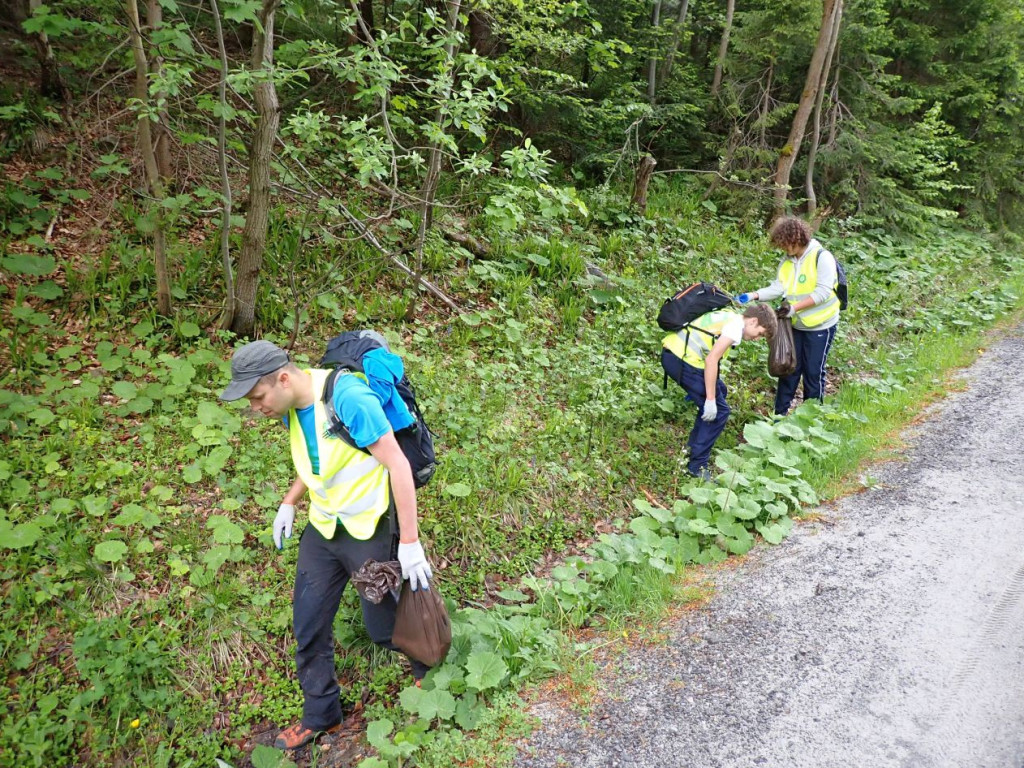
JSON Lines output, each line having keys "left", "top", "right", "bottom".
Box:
{"left": 4, "top": 522, "right": 43, "bottom": 549}
{"left": 94, "top": 540, "right": 128, "bottom": 563}
{"left": 1, "top": 253, "right": 55, "bottom": 276}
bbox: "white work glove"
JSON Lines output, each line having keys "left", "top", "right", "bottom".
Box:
{"left": 701, "top": 399, "right": 718, "bottom": 422}
{"left": 273, "top": 503, "right": 295, "bottom": 549}
{"left": 398, "top": 541, "right": 433, "bottom": 591}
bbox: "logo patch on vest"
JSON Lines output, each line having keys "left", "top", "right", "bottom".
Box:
{"left": 798, "top": 274, "right": 808, "bottom": 284}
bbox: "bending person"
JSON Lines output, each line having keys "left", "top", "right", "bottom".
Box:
{"left": 220, "top": 340, "right": 434, "bottom": 751}
{"left": 661, "top": 304, "right": 777, "bottom": 481}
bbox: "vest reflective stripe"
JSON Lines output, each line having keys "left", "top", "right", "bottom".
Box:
{"left": 314, "top": 484, "right": 386, "bottom": 518}
{"left": 661, "top": 310, "right": 738, "bottom": 370}
{"left": 778, "top": 246, "right": 840, "bottom": 329}
{"left": 323, "top": 454, "right": 380, "bottom": 489}
{"left": 289, "top": 369, "right": 390, "bottom": 541}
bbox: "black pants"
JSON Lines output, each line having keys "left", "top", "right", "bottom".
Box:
{"left": 774, "top": 324, "right": 838, "bottom": 415}
{"left": 293, "top": 513, "right": 429, "bottom": 730}
{"left": 661, "top": 349, "right": 730, "bottom": 475}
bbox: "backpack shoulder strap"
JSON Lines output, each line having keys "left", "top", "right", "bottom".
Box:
{"left": 321, "top": 368, "right": 367, "bottom": 453}
{"left": 685, "top": 308, "right": 730, "bottom": 338}
{"left": 813, "top": 243, "right": 834, "bottom": 265}
{"left": 685, "top": 324, "right": 720, "bottom": 339}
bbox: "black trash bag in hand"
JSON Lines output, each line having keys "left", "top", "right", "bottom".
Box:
{"left": 351, "top": 559, "right": 402, "bottom": 604}
{"left": 392, "top": 581, "right": 452, "bottom": 668}
{"left": 768, "top": 302, "right": 797, "bottom": 377}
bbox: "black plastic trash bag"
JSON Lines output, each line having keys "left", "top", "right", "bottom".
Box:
{"left": 392, "top": 581, "right": 452, "bottom": 668}
{"left": 768, "top": 302, "right": 797, "bottom": 377}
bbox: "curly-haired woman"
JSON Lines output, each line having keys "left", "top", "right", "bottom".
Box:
{"left": 737, "top": 216, "right": 841, "bottom": 415}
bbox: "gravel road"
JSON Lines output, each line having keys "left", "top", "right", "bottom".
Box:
{"left": 515, "top": 329, "right": 1024, "bottom": 768}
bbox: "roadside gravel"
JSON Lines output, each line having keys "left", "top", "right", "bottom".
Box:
{"left": 515, "top": 329, "right": 1024, "bottom": 768}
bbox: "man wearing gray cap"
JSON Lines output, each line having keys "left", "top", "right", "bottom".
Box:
{"left": 221, "top": 340, "right": 434, "bottom": 750}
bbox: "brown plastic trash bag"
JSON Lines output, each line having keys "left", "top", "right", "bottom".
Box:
{"left": 392, "top": 581, "right": 452, "bottom": 668}
{"left": 351, "top": 559, "right": 402, "bottom": 604}
{"left": 768, "top": 302, "right": 797, "bottom": 377}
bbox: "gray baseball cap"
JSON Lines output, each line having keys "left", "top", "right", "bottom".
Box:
{"left": 220, "top": 340, "right": 289, "bottom": 401}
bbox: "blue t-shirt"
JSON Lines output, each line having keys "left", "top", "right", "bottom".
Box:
{"left": 286, "top": 374, "right": 392, "bottom": 475}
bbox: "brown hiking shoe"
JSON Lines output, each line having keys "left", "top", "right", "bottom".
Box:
{"left": 274, "top": 721, "right": 339, "bottom": 750}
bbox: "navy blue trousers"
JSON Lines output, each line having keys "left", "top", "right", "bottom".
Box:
{"left": 293, "top": 512, "right": 429, "bottom": 730}
{"left": 661, "top": 349, "right": 730, "bottom": 475}
{"left": 775, "top": 324, "right": 837, "bottom": 415}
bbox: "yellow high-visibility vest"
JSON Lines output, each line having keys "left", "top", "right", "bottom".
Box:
{"left": 778, "top": 246, "right": 840, "bottom": 329}
{"left": 662, "top": 309, "right": 740, "bottom": 369}
{"left": 288, "top": 369, "right": 390, "bottom": 540}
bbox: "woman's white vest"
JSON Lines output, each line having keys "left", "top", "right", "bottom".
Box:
{"left": 289, "top": 369, "right": 390, "bottom": 540}
{"left": 778, "top": 245, "right": 840, "bottom": 330}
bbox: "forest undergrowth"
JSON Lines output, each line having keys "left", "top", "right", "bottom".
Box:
{"left": 4, "top": 160, "right": 1024, "bottom": 768}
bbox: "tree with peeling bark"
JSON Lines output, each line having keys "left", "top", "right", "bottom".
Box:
{"left": 772, "top": 0, "right": 841, "bottom": 214}
{"left": 231, "top": 0, "right": 281, "bottom": 338}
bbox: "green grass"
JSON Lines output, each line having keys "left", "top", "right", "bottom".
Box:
{"left": 3, "top": 173, "right": 1024, "bottom": 767}
{"left": 802, "top": 307, "right": 1024, "bottom": 495}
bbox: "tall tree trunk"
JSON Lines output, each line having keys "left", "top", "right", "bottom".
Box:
{"left": 646, "top": 0, "right": 662, "bottom": 105}
{"left": 710, "top": 0, "right": 735, "bottom": 97}
{"left": 209, "top": 0, "right": 235, "bottom": 330}
{"left": 658, "top": 0, "right": 691, "bottom": 88}
{"left": 145, "top": 0, "right": 173, "bottom": 181}
{"left": 408, "top": 0, "right": 462, "bottom": 320}
{"left": 772, "top": 0, "right": 840, "bottom": 214}
{"left": 805, "top": 0, "right": 842, "bottom": 218}
{"left": 232, "top": 0, "right": 281, "bottom": 337}
{"left": 126, "top": 0, "right": 171, "bottom": 315}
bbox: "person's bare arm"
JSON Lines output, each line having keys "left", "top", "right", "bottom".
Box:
{"left": 366, "top": 432, "right": 418, "bottom": 542}
{"left": 282, "top": 477, "right": 307, "bottom": 506}
{"left": 703, "top": 336, "right": 733, "bottom": 399}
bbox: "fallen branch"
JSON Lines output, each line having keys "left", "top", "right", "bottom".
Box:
{"left": 441, "top": 228, "right": 490, "bottom": 258}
